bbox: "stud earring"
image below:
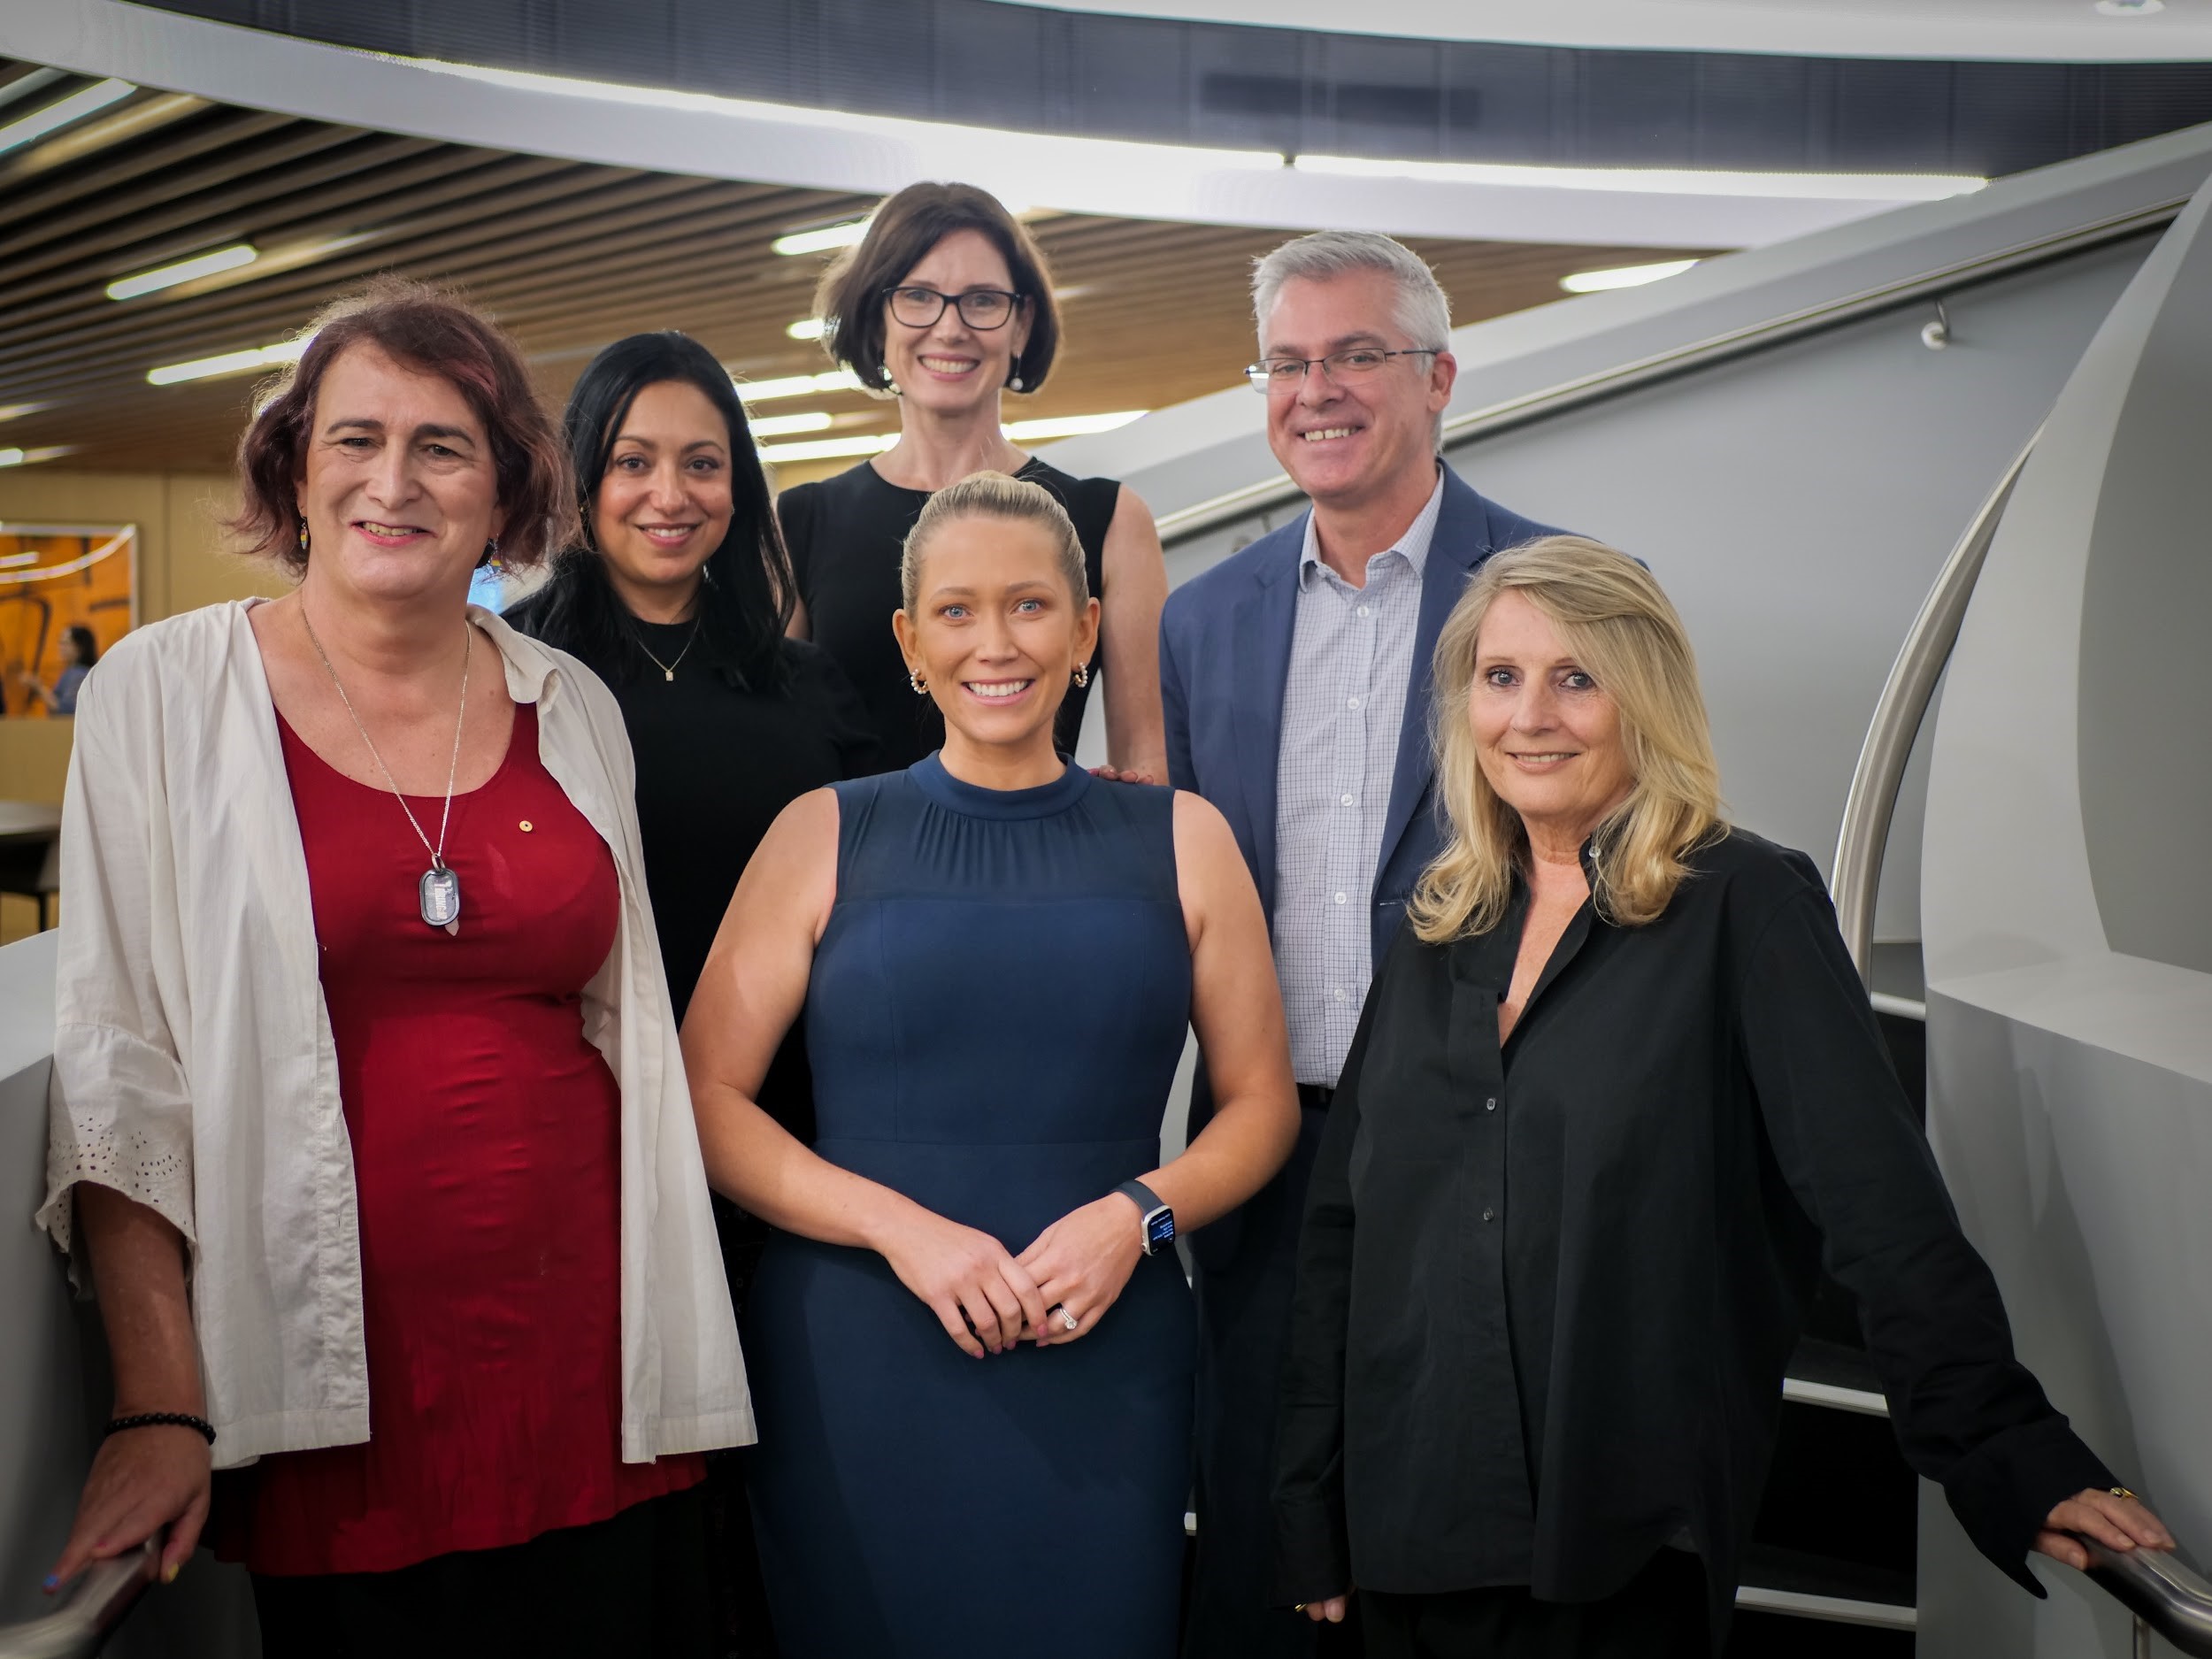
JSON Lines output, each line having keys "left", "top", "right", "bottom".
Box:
{"left": 1071, "top": 663, "right": 1090, "bottom": 688}
{"left": 910, "top": 671, "right": 928, "bottom": 695}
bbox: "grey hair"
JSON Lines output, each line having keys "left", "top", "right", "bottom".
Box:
{"left": 901, "top": 471, "right": 1088, "bottom": 611}
{"left": 1251, "top": 231, "right": 1453, "bottom": 450}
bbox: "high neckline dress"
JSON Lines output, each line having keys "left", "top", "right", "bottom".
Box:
{"left": 743, "top": 753, "right": 1195, "bottom": 1657}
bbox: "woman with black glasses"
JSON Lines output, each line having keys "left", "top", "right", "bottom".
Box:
{"left": 778, "top": 180, "right": 1169, "bottom": 780}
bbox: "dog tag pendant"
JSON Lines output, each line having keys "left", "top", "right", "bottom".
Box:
{"left": 419, "top": 864, "right": 462, "bottom": 934}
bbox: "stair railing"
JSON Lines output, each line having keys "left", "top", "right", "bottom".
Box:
{"left": 0, "top": 1540, "right": 157, "bottom": 1659}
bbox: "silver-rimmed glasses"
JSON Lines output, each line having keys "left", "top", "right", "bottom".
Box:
{"left": 1246, "top": 347, "right": 1441, "bottom": 393}
{"left": 884, "top": 286, "right": 1024, "bottom": 330}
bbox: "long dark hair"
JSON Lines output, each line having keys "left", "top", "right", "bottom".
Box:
{"left": 63, "top": 626, "right": 97, "bottom": 667}
{"left": 524, "top": 332, "right": 793, "bottom": 690}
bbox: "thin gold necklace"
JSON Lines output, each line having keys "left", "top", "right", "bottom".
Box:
{"left": 629, "top": 615, "right": 703, "bottom": 683}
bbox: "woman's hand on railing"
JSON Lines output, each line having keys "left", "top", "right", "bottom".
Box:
{"left": 45, "top": 1425, "right": 210, "bottom": 1594}
{"left": 2034, "top": 1486, "right": 2174, "bottom": 1571}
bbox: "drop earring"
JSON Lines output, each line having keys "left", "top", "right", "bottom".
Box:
{"left": 1071, "top": 663, "right": 1090, "bottom": 688}
{"left": 910, "top": 671, "right": 928, "bottom": 695}
{"left": 1008, "top": 371, "right": 1025, "bottom": 392}
{"left": 296, "top": 515, "right": 310, "bottom": 557}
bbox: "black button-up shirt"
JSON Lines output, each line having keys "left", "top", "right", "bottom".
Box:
{"left": 1273, "top": 828, "right": 2114, "bottom": 1633}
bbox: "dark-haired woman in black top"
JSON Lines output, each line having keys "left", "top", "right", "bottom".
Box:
{"left": 509, "top": 331, "right": 873, "bottom": 1658}
{"left": 778, "top": 180, "right": 1168, "bottom": 779}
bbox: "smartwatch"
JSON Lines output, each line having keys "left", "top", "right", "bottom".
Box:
{"left": 1115, "top": 1179, "right": 1176, "bottom": 1256}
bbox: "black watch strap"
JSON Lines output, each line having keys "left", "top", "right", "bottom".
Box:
{"left": 1115, "top": 1179, "right": 1173, "bottom": 1256}
{"left": 1115, "top": 1178, "right": 1164, "bottom": 1217}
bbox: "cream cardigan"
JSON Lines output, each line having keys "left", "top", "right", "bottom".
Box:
{"left": 38, "top": 600, "right": 753, "bottom": 1469}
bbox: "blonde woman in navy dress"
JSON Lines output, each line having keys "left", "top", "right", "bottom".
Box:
{"left": 683, "top": 472, "right": 1299, "bottom": 1657}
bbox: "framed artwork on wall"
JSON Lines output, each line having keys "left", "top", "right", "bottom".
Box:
{"left": 0, "top": 521, "right": 138, "bottom": 719}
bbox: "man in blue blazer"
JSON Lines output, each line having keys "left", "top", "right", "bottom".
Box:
{"left": 1162, "top": 232, "right": 1564, "bottom": 1656}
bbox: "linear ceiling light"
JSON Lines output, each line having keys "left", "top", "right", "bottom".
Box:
{"left": 0, "top": 402, "right": 47, "bottom": 423}
{"left": 773, "top": 219, "right": 870, "bottom": 257}
{"left": 735, "top": 369, "right": 866, "bottom": 403}
{"left": 148, "top": 335, "right": 312, "bottom": 387}
{"left": 0, "top": 446, "right": 76, "bottom": 468}
{"left": 786, "top": 317, "right": 828, "bottom": 342}
{"left": 0, "top": 78, "right": 135, "bottom": 158}
{"left": 1294, "top": 154, "right": 1985, "bottom": 203}
{"left": 107, "top": 242, "right": 259, "bottom": 301}
{"left": 1004, "top": 411, "right": 1148, "bottom": 441}
{"left": 747, "top": 411, "right": 834, "bottom": 437}
{"left": 1560, "top": 259, "right": 1701, "bottom": 294}
{"left": 757, "top": 433, "right": 899, "bottom": 465}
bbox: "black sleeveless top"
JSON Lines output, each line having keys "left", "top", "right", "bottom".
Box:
{"left": 778, "top": 456, "right": 1119, "bottom": 774}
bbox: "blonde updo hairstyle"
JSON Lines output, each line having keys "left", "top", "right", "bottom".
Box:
{"left": 900, "top": 471, "right": 1089, "bottom": 611}
{"left": 1407, "top": 535, "right": 1726, "bottom": 942}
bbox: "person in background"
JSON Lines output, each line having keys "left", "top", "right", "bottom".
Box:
{"left": 17, "top": 623, "right": 98, "bottom": 715}
{"left": 38, "top": 280, "right": 748, "bottom": 1659}
{"left": 1158, "top": 229, "right": 1565, "bottom": 1657}
{"left": 1274, "top": 536, "right": 2173, "bottom": 1655}
{"left": 684, "top": 472, "right": 1298, "bottom": 1657}
{"left": 779, "top": 180, "right": 1168, "bottom": 780}
{"left": 507, "top": 328, "right": 874, "bottom": 1657}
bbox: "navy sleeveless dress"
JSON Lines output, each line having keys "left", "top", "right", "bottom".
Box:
{"left": 744, "top": 754, "right": 1196, "bottom": 1658}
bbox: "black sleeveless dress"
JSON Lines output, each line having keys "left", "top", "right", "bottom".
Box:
{"left": 778, "top": 457, "right": 1119, "bottom": 773}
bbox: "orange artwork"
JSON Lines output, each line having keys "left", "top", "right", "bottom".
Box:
{"left": 0, "top": 522, "right": 137, "bottom": 719}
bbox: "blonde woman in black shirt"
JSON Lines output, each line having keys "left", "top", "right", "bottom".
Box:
{"left": 1272, "top": 536, "right": 2171, "bottom": 1656}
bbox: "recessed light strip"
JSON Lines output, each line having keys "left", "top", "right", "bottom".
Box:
{"left": 147, "top": 335, "right": 312, "bottom": 387}
{"left": 0, "top": 78, "right": 135, "bottom": 159}
{"left": 733, "top": 369, "right": 866, "bottom": 403}
{"left": 108, "top": 242, "right": 259, "bottom": 301}
{"left": 1560, "top": 259, "right": 1701, "bottom": 294}
{"left": 772, "top": 219, "right": 871, "bottom": 257}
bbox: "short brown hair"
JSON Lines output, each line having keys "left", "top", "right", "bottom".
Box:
{"left": 231, "top": 277, "right": 575, "bottom": 572}
{"left": 815, "top": 182, "right": 1063, "bottom": 395}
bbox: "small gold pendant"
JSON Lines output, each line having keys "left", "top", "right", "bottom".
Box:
{"left": 664, "top": 668, "right": 674, "bottom": 682}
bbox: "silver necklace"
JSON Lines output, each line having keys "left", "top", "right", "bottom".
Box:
{"left": 630, "top": 616, "right": 702, "bottom": 682}
{"left": 299, "top": 602, "right": 472, "bottom": 934}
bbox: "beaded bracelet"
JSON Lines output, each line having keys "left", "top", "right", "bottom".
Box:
{"left": 104, "top": 1411, "right": 215, "bottom": 1445}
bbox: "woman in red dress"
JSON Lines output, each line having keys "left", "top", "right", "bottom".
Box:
{"left": 38, "top": 280, "right": 749, "bottom": 1657}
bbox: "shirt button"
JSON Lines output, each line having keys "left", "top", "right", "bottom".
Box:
{"left": 1485, "top": 1097, "right": 1497, "bottom": 1112}
{"left": 1340, "top": 793, "right": 1355, "bottom": 806}
{"left": 1356, "top": 605, "right": 1370, "bottom": 618}
{"left": 1333, "top": 892, "right": 1348, "bottom": 904}
{"left": 1334, "top": 988, "right": 1348, "bottom": 1002}
{"left": 1482, "top": 1208, "right": 1496, "bottom": 1223}
{"left": 1347, "top": 696, "right": 1361, "bottom": 710}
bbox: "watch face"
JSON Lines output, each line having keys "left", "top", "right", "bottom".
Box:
{"left": 1145, "top": 1207, "right": 1176, "bottom": 1251}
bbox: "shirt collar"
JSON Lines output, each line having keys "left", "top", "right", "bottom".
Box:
{"left": 1297, "top": 465, "right": 1447, "bottom": 590}
{"left": 469, "top": 603, "right": 564, "bottom": 706}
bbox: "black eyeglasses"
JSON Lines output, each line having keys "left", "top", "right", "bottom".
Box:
{"left": 884, "top": 286, "right": 1024, "bottom": 331}
{"left": 1246, "top": 347, "right": 1440, "bottom": 393}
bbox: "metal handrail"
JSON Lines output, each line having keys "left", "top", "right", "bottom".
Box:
{"left": 1828, "top": 429, "right": 2039, "bottom": 986}
{"left": 2085, "top": 1536, "right": 2212, "bottom": 1658}
{"left": 0, "top": 1541, "right": 157, "bottom": 1659}
{"left": 1155, "top": 199, "right": 2182, "bottom": 549}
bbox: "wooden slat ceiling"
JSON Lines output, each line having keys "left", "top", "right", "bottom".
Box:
{"left": 0, "top": 58, "right": 1715, "bottom": 486}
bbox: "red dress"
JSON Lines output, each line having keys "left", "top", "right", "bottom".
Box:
{"left": 217, "top": 701, "right": 702, "bottom": 1576}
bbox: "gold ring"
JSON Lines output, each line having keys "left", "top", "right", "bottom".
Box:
{"left": 2112, "top": 1486, "right": 2139, "bottom": 1502}
{"left": 1294, "top": 1605, "right": 1307, "bottom": 1614}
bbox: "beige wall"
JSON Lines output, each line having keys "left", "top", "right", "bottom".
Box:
{"left": 0, "top": 469, "right": 283, "bottom": 803}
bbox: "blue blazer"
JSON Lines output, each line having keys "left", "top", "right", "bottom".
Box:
{"left": 1159, "top": 465, "right": 1562, "bottom": 1261}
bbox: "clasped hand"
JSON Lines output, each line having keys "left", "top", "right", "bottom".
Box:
{"left": 878, "top": 1194, "right": 1145, "bottom": 1358}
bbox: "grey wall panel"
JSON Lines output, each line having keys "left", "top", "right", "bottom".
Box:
{"left": 1919, "top": 167, "right": 2212, "bottom": 1655}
